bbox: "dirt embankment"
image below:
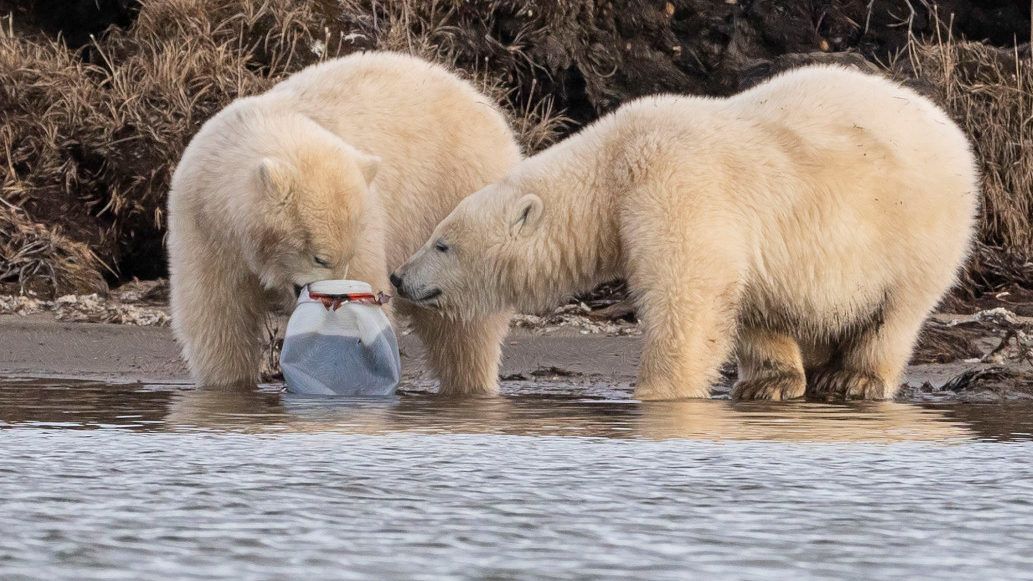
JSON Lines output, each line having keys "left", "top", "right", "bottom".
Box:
{"left": 0, "top": 0, "right": 1031, "bottom": 300}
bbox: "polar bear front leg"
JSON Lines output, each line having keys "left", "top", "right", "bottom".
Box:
{"left": 400, "top": 303, "right": 511, "bottom": 397}
{"left": 170, "top": 258, "right": 267, "bottom": 388}
{"left": 731, "top": 328, "right": 807, "bottom": 401}
{"left": 628, "top": 259, "right": 741, "bottom": 401}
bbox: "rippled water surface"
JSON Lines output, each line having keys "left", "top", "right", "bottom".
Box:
{"left": 2, "top": 379, "right": 1033, "bottom": 580}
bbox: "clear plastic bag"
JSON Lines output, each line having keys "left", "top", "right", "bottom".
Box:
{"left": 280, "top": 280, "right": 400, "bottom": 396}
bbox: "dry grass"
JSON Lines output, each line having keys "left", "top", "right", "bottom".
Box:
{"left": 0, "top": 202, "right": 108, "bottom": 295}
{"left": 0, "top": 1, "right": 1029, "bottom": 300}
{"left": 0, "top": 9, "right": 270, "bottom": 291}
{"left": 901, "top": 30, "right": 1033, "bottom": 293}
{"left": 0, "top": 1, "right": 569, "bottom": 296}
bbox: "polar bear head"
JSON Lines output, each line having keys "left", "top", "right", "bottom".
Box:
{"left": 390, "top": 182, "right": 545, "bottom": 319}
{"left": 249, "top": 139, "right": 379, "bottom": 294}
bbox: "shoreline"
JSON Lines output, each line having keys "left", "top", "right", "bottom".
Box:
{"left": 0, "top": 313, "right": 642, "bottom": 386}
{"left": 2, "top": 311, "right": 1030, "bottom": 402}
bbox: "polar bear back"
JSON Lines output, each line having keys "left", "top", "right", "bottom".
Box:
{"left": 265, "top": 52, "right": 521, "bottom": 267}
{"left": 605, "top": 65, "right": 978, "bottom": 331}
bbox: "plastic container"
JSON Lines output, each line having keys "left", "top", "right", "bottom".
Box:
{"left": 280, "top": 280, "right": 400, "bottom": 396}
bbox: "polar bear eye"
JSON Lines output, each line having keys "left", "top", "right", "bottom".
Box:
{"left": 313, "top": 255, "right": 332, "bottom": 268}
{"left": 434, "top": 239, "right": 450, "bottom": 253}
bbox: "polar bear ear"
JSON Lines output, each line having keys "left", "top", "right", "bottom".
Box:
{"left": 257, "top": 158, "right": 294, "bottom": 203}
{"left": 509, "top": 194, "right": 544, "bottom": 238}
{"left": 358, "top": 154, "right": 380, "bottom": 185}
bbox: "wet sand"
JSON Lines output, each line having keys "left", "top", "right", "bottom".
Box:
{"left": 0, "top": 314, "right": 640, "bottom": 386}
{"left": 2, "top": 312, "right": 1029, "bottom": 400}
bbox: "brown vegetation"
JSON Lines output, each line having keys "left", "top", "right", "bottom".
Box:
{"left": 900, "top": 30, "right": 1033, "bottom": 295}
{"left": 0, "top": 203, "right": 108, "bottom": 295}
{"left": 0, "top": 1, "right": 572, "bottom": 294}
{"left": 0, "top": 1, "right": 1030, "bottom": 298}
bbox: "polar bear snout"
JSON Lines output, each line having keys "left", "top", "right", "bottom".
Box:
{"left": 388, "top": 271, "right": 414, "bottom": 300}
{"left": 390, "top": 269, "right": 441, "bottom": 305}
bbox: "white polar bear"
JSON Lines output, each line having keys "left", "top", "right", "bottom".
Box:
{"left": 392, "top": 65, "right": 979, "bottom": 401}
{"left": 167, "top": 52, "right": 520, "bottom": 393}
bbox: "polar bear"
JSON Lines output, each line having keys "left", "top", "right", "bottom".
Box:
{"left": 168, "top": 52, "right": 520, "bottom": 393}
{"left": 391, "top": 65, "right": 979, "bottom": 401}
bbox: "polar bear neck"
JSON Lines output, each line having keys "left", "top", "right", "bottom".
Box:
{"left": 505, "top": 117, "right": 628, "bottom": 311}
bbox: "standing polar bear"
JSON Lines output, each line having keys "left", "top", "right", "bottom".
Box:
{"left": 392, "top": 65, "right": 979, "bottom": 401}
{"left": 168, "top": 52, "right": 520, "bottom": 393}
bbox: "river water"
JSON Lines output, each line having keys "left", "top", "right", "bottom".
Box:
{"left": 1, "top": 378, "right": 1032, "bottom": 580}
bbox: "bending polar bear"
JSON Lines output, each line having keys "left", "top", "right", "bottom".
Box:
{"left": 392, "top": 65, "right": 979, "bottom": 401}
{"left": 168, "top": 52, "right": 520, "bottom": 393}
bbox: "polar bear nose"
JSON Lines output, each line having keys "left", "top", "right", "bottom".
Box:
{"left": 389, "top": 272, "right": 403, "bottom": 291}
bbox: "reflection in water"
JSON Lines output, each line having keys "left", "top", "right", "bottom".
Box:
{"left": 635, "top": 400, "right": 978, "bottom": 442}
{"left": 1, "top": 378, "right": 1031, "bottom": 441}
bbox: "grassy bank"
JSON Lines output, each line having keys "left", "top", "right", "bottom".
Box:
{"left": 0, "top": 1, "right": 1030, "bottom": 298}
{"left": 901, "top": 35, "right": 1033, "bottom": 295}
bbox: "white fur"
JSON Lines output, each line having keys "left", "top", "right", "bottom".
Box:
{"left": 168, "top": 52, "right": 520, "bottom": 393}
{"left": 395, "top": 65, "right": 979, "bottom": 401}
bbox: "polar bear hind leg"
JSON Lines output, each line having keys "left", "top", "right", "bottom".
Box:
{"left": 806, "top": 295, "right": 930, "bottom": 401}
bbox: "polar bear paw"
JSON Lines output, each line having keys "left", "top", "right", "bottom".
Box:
{"left": 634, "top": 380, "right": 711, "bottom": 401}
{"left": 732, "top": 372, "right": 806, "bottom": 401}
{"left": 807, "top": 368, "right": 887, "bottom": 401}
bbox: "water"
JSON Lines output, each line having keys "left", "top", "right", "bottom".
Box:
{"left": 2, "top": 379, "right": 1033, "bottom": 580}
